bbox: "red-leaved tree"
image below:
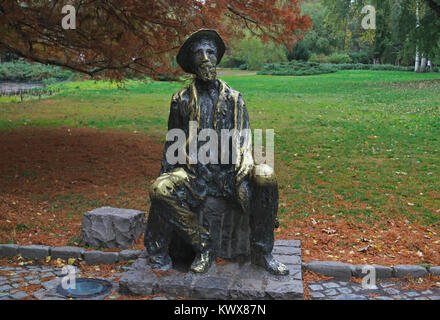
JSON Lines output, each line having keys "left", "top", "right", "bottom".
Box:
{"left": 0, "top": 0, "right": 311, "bottom": 79}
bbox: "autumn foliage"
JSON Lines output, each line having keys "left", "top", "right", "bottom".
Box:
{"left": 0, "top": 0, "right": 311, "bottom": 79}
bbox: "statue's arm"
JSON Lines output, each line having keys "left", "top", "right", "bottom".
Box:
{"left": 235, "top": 94, "right": 254, "bottom": 185}
{"left": 159, "top": 96, "right": 182, "bottom": 174}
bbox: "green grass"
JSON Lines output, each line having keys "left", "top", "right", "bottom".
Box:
{"left": 1, "top": 70, "right": 440, "bottom": 227}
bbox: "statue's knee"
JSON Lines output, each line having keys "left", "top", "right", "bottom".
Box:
{"left": 251, "top": 164, "right": 277, "bottom": 187}
{"left": 150, "top": 178, "right": 171, "bottom": 201}
{"left": 149, "top": 168, "right": 190, "bottom": 200}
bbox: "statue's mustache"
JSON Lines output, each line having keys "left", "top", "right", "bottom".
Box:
{"left": 198, "top": 62, "right": 215, "bottom": 70}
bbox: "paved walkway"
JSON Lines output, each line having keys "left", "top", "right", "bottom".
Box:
{"left": 2, "top": 263, "right": 440, "bottom": 300}
{"left": 0, "top": 265, "right": 123, "bottom": 300}
{"left": 2, "top": 241, "right": 440, "bottom": 301}
{"left": 308, "top": 280, "right": 440, "bottom": 300}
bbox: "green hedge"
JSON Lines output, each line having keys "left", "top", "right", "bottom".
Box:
{"left": 258, "top": 61, "right": 439, "bottom": 76}
{"left": 258, "top": 61, "right": 338, "bottom": 76}
{"left": 0, "top": 61, "right": 74, "bottom": 82}
{"left": 335, "top": 63, "right": 438, "bottom": 72}
{"left": 324, "top": 63, "right": 415, "bottom": 72}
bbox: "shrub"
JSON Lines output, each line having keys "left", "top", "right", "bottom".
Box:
{"left": 0, "top": 61, "right": 74, "bottom": 82}
{"left": 258, "top": 60, "right": 338, "bottom": 76}
{"left": 286, "top": 41, "right": 311, "bottom": 62}
{"left": 328, "top": 53, "right": 352, "bottom": 64}
{"left": 323, "top": 63, "right": 415, "bottom": 72}
{"left": 349, "top": 52, "right": 370, "bottom": 64}
{"left": 309, "top": 53, "right": 330, "bottom": 64}
{"left": 257, "top": 61, "right": 428, "bottom": 76}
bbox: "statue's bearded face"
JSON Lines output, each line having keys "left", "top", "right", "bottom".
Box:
{"left": 191, "top": 39, "right": 217, "bottom": 82}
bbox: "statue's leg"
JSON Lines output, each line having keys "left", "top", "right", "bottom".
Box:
{"left": 144, "top": 201, "right": 173, "bottom": 270}
{"left": 145, "top": 168, "right": 214, "bottom": 273}
{"left": 248, "top": 164, "right": 289, "bottom": 276}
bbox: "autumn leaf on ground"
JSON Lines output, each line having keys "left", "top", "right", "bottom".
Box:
{"left": 358, "top": 244, "right": 371, "bottom": 253}
{"left": 322, "top": 228, "right": 336, "bottom": 235}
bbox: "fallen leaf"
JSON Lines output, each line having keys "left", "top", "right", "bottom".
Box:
{"left": 322, "top": 228, "right": 337, "bottom": 235}
{"left": 358, "top": 244, "right": 371, "bottom": 253}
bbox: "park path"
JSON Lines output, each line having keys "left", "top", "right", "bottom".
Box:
{"left": 1, "top": 255, "right": 440, "bottom": 300}
{"left": 307, "top": 279, "right": 440, "bottom": 300}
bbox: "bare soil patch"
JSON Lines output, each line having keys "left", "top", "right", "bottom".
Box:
{"left": 1, "top": 126, "right": 440, "bottom": 268}
{"left": 0, "top": 127, "right": 162, "bottom": 248}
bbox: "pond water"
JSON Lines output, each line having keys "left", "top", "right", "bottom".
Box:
{"left": 0, "top": 82, "right": 44, "bottom": 94}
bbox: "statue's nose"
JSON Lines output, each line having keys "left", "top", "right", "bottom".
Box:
{"left": 201, "top": 51, "right": 209, "bottom": 62}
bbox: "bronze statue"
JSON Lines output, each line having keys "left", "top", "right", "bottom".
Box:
{"left": 144, "top": 30, "right": 289, "bottom": 276}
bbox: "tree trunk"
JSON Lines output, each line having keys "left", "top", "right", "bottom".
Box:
{"left": 415, "top": 1, "right": 421, "bottom": 72}
{"left": 420, "top": 57, "right": 427, "bottom": 72}
{"left": 414, "top": 51, "right": 420, "bottom": 72}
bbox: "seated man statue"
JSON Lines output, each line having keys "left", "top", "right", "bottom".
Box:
{"left": 144, "top": 30, "right": 289, "bottom": 276}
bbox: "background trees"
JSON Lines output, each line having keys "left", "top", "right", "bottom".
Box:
{"left": 0, "top": 0, "right": 311, "bottom": 79}
{"left": 1, "top": 0, "right": 438, "bottom": 75}
{"left": 277, "top": 0, "right": 440, "bottom": 69}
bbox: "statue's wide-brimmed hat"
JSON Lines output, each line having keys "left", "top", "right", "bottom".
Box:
{"left": 176, "top": 29, "right": 226, "bottom": 74}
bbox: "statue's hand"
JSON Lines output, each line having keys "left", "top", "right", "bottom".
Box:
{"left": 235, "top": 162, "right": 252, "bottom": 187}
{"left": 236, "top": 179, "right": 251, "bottom": 214}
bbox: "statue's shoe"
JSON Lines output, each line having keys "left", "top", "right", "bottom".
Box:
{"left": 148, "top": 253, "right": 172, "bottom": 271}
{"left": 190, "top": 248, "right": 214, "bottom": 274}
{"left": 252, "top": 253, "right": 290, "bottom": 276}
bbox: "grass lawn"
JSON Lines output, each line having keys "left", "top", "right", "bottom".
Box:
{"left": 1, "top": 70, "right": 440, "bottom": 266}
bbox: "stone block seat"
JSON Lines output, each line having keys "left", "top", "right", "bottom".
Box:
{"left": 168, "top": 197, "right": 250, "bottom": 265}
{"left": 81, "top": 207, "right": 146, "bottom": 249}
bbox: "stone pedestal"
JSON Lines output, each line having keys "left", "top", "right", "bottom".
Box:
{"left": 81, "top": 207, "right": 146, "bottom": 249}
{"left": 119, "top": 240, "right": 303, "bottom": 300}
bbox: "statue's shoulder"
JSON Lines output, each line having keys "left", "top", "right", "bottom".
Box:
{"left": 171, "top": 84, "right": 191, "bottom": 105}
{"left": 219, "top": 79, "right": 242, "bottom": 102}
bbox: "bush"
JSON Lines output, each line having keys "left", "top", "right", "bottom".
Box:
{"left": 328, "top": 53, "right": 352, "bottom": 64}
{"left": 257, "top": 61, "right": 426, "bottom": 76}
{"left": 349, "top": 52, "right": 370, "bottom": 64}
{"left": 0, "top": 61, "right": 74, "bottom": 82}
{"left": 286, "top": 41, "right": 311, "bottom": 62}
{"left": 324, "top": 63, "right": 414, "bottom": 72}
{"left": 258, "top": 61, "right": 338, "bottom": 76}
{"left": 309, "top": 53, "right": 330, "bottom": 64}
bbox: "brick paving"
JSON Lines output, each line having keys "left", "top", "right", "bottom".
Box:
{"left": 0, "top": 265, "right": 125, "bottom": 300}
{"left": 308, "top": 279, "right": 440, "bottom": 300}
{"left": 1, "top": 240, "right": 440, "bottom": 300}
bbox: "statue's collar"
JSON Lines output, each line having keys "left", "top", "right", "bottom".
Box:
{"left": 191, "top": 78, "right": 229, "bottom": 97}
